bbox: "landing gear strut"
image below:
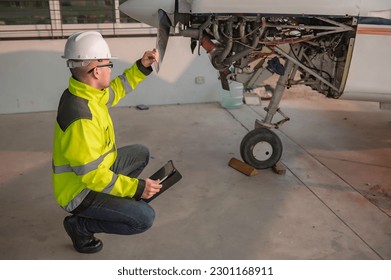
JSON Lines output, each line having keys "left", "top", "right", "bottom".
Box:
{"left": 240, "top": 55, "right": 295, "bottom": 169}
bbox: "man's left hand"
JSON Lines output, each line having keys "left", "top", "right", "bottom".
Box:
{"left": 141, "top": 49, "right": 159, "bottom": 68}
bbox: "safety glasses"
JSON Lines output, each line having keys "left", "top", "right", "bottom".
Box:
{"left": 87, "top": 62, "right": 113, "bottom": 73}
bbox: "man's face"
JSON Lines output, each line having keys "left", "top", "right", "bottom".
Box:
{"left": 88, "top": 59, "right": 113, "bottom": 89}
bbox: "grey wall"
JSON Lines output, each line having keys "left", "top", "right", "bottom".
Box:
{"left": 0, "top": 37, "right": 222, "bottom": 114}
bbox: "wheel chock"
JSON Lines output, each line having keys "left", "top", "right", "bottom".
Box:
{"left": 228, "top": 157, "right": 258, "bottom": 176}
{"left": 272, "top": 161, "right": 286, "bottom": 175}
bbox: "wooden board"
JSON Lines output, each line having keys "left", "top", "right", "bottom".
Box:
{"left": 228, "top": 157, "right": 258, "bottom": 176}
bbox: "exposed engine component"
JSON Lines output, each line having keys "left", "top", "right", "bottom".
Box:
{"left": 178, "top": 14, "right": 357, "bottom": 98}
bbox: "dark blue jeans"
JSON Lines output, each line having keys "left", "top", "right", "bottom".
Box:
{"left": 70, "top": 144, "right": 155, "bottom": 236}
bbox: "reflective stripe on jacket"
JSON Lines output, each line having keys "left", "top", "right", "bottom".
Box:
{"left": 52, "top": 60, "right": 151, "bottom": 212}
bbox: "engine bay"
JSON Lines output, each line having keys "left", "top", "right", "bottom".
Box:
{"left": 178, "top": 14, "right": 357, "bottom": 98}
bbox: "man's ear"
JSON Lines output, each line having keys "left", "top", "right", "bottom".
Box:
{"left": 91, "top": 68, "right": 99, "bottom": 79}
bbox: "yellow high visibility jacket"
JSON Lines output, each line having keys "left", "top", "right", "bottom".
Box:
{"left": 52, "top": 60, "right": 151, "bottom": 212}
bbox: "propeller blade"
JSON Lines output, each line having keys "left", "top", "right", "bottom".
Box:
{"left": 154, "top": 9, "right": 172, "bottom": 73}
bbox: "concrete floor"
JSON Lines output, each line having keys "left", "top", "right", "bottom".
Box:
{"left": 0, "top": 91, "right": 390, "bottom": 260}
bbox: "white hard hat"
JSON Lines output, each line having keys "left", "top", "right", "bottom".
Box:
{"left": 62, "top": 31, "right": 117, "bottom": 68}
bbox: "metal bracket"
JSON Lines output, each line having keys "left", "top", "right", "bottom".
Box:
{"left": 255, "top": 108, "right": 290, "bottom": 129}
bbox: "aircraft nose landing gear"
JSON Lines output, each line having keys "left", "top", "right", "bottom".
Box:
{"left": 240, "top": 54, "right": 295, "bottom": 169}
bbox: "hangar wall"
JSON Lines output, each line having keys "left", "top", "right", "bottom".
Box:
{"left": 0, "top": 36, "right": 222, "bottom": 114}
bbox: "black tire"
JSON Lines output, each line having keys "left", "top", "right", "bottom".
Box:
{"left": 240, "top": 128, "right": 283, "bottom": 169}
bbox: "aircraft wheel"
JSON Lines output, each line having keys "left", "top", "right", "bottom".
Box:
{"left": 240, "top": 128, "right": 283, "bottom": 169}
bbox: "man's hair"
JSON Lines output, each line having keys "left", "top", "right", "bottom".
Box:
{"left": 70, "top": 65, "right": 90, "bottom": 80}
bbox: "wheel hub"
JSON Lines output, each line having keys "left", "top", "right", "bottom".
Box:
{"left": 252, "top": 141, "right": 273, "bottom": 161}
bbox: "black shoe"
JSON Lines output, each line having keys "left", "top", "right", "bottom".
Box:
{"left": 63, "top": 216, "right": 103, "bottom": 254}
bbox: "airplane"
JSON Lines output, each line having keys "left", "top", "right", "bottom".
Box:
{"left": 120, "top": 0, "right": 391, "bottom": 169}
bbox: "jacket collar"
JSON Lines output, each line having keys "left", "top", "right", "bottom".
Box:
{"left": 68, "top": 76, "right": 108, "bottom": 103}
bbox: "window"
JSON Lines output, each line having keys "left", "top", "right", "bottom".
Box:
{"left": 0, "top": 0, "right": 155, "bottom": 39}
{"left": 61, "top": 0, "right": 115, "bottom": 24}
{"left": 0, "top": 1, "right": 50, "bottom": 25}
